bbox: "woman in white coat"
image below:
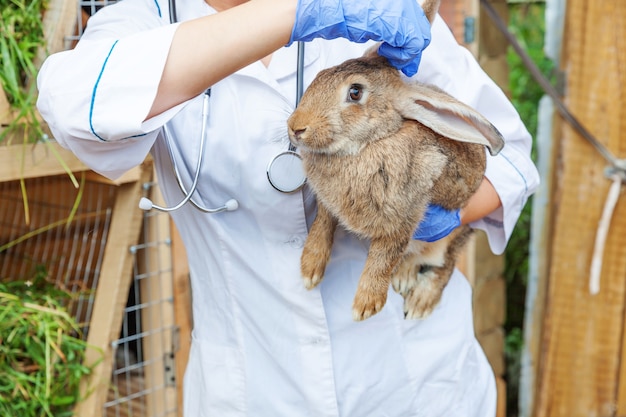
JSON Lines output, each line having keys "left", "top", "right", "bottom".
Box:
{"left": 36, "top": 0, "right": 539, "bottom": 415}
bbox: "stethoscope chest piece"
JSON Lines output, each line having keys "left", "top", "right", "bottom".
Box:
{"left": 265, "top": 41, "right": 308, "bottom": 194}
{"left": 266, "top": 150, "right": 306, "bottom": 193}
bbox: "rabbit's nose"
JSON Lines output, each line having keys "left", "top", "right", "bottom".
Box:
{"left": 292, "top": 128, "right": 306, "bottom": 141}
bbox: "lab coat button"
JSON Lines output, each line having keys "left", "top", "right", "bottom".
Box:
{"left": 287, "top": 235, "right": 305, "bottom": 248}
{"left": 310, "top": 337, "right": 326, "bottom": 345}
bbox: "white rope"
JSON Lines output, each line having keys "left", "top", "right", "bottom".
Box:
{"left": 589, "top": 174, "right": 623, "bottom": 295}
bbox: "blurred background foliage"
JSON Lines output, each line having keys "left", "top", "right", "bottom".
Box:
{"left": 0, "top": 266, "right": 96, "bottom": 417}
{"left": 0, "top": 0, "right": 48, "bottom": 143}
{"left": 504, "top": 1, "right": 554, "bottom": 416}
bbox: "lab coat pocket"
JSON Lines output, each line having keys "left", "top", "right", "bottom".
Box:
{"left": 183, "top": 337, "right": 247, "bottom": 417}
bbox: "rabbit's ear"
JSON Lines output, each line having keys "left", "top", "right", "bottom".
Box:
{"left": 362, "top": 0, "right": 439, "bottom": 63}
{"left": 419, "top": 0, "right": 441, "bottom": 23}
{"left": 363, "top": 44, "right": 380, "bottom": 59}
{"left": 399, "top": 84, "right": 505, "bottom": 156}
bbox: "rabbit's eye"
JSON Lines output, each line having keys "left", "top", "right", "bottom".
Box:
{"left": 348, "top": 84, "right": 363, "bottom": 102}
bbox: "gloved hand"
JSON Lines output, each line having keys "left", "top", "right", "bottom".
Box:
{"left": 289, "top": 0, "right": 431, "bottom": 77}
{"left": 412, "top": 204, "right": 461, "bottom": 242}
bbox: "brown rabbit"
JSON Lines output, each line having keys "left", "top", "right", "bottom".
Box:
{"left": 287, "top": 4, "right": 504, "bottom": 321}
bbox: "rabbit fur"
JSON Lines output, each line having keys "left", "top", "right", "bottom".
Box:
{"left": 287, "top": 0, "right": 505, "bottom": 321}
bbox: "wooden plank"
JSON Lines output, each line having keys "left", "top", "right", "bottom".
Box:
{"left": 533, "top": 2, "right": 626, "bottom": 416}
{"left": 73, "top": 161, "right": 152, "bottom": 417}
{"left": 0, "top": 87, "right": 11, "bottom": 125}
{"left": 171, "top": 220, "right": 192, "bottom": 416}
{"left": 478, "top": 0, "right": 509, "bottom": 87}
{"left": 0, "top": 142, "right": 89, "bottom": 182}
{"left": 609, "top": 3, "right": 626, "bottom": 415}
{"left": 474, "top": 4, "right": 508, "bottom": 415}
{"left": 84, "top": 168, "right": 143, "bottom": 186}
{"left": 39, "top": 0, "right": 78, "bottom": 59}
{"left": 496, "top": 376, "right": 507, "bottom": 417}
{"left": 0, "top": 142, "right": 143, "bottom": 185}
{"left": 139, "top": 176, "right": 177, "bottom": 416}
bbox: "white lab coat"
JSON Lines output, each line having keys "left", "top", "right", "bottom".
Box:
{"left": 36, "top": 0, "right": 540, "bottom": 415}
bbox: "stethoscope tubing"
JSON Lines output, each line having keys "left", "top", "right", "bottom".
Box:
{"left": 161, "top": 90, "right": 237, "bottom": 213}
{"left": 140, "top": 0, "right": 304, "bottom": 212}
{"left": 139, "top": 89, "right": 239, "bottom": 213}
{"left": 266, "top": 41, "right": 307, "bottom": 193}
{"left": 289, "top": 41, "right": 305, "bottom": 152}
{"left": 139, "top": 0, "right": 238, "bottom": 213}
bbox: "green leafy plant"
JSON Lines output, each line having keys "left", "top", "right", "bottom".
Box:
{"left": 0, "top": 0, "right": 48, "bottom": 144}
{"left": 0, "top": 266, "right": 99, "bottom": 417}
{"left": 0, "top": 0, "right": 81, "bottom": 226}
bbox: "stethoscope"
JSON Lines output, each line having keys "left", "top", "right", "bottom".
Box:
{"left": 139, "top": 0, "right": 306, "bottom": 213}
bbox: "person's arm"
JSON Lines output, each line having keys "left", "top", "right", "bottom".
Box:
{"left": 412, "top": 177, "right": 501, "bottom": 243}
{"left": 148, "top": 0, "right": 296, "bottom": 118}
{"left": 151, "top": 0, "right": 432, "bottom": 118}
{"left": 411, "top": 15, "right": 539, "bottom": 250}
{"left": 37, "top": 0, "right": 431, "bottom": 179}
{"left": 459, "top": 177, "right": 501, "bottom": 226}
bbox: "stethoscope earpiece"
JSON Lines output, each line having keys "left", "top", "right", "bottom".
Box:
{"left": 138, "top": 197, "right": 154, "bottom": 211}
{"left": 139, "top": 196, "right": 239, "bottom": 213}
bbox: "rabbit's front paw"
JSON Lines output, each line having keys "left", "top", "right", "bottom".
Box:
{"left": 300, "top": 251, "right": 327, "bottom": 290}
{"left": 402, "top": 269, "right": 444, "bottom": 319}
{"left": 352, "top": 284, "right": 388, "bottom": 321}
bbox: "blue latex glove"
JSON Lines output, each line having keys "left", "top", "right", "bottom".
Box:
{"left": 289, "top": 0, "right": 432, "bottom": 77}
{"left": 412, "top": 204, "right": 461, "bottom": 243}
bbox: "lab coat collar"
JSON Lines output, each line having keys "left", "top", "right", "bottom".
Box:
{"left": 172, "top": 0, "right": 213, "bottom": 22}
{"left": 233, "top": 41, "right": 321, "bottom": 84}
{"left": 268, "top": 41, "right": 321, "bottom": 81}
{"left": 170, "top": 0, "right": 321, "bottom": 85}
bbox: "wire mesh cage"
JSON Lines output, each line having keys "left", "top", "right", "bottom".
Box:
{"left": 105, "top": 185, "right": 179, "bottom": 417}
{"left": 0, "top": 1, "right": 189, "bottom": 415}
{"left": 0, "top": 173, "right": 114, "bottom": 316}
{"left": 0, "top": 159, "right": 182, "bottom": 417}
{"left": 66, "top": 0, "right": 118, "bottom": 47}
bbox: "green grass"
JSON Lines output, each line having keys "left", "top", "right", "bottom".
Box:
{"left": 0, "top": 0, "right": 81, "bottom": 226}
{"left": 0, "top": 0, "right": 48, "bottom": 144}
{"left": 0, "top": 266, "right": 98, "bottom": 417}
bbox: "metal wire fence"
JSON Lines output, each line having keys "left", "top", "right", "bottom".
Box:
{"left": 0, "top": 167, "right": 179, "bottom": 417}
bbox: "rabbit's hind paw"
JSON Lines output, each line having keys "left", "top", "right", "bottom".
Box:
{"left": 402, "top": 268, "right": 444, "bottom": 319}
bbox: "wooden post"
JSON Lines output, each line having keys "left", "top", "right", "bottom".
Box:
{"left": 139, "top": 174, "right": 178, "bottom": 416}
{"left": 439, "top": 2, "right": 510, "bottom": 415}
{"left": 530, "top": 2, "right": 626, "bottom": 416}
{"left": 477, "top": 3, "right": 510, "bottom": 416}
{"left": 38, "top": 0, "right": 78, "bottom": 62}
{"left": 171, "top": 222, "right": 192, "bottom": 416}
{"left": 0, "top": 89, "right": 11, "bottom": 126}
{"left": 0, "top": 142, "right": 88, "bottom": 182}
{"left": 72, "top": 161, "right": 152, "bottom": 417}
